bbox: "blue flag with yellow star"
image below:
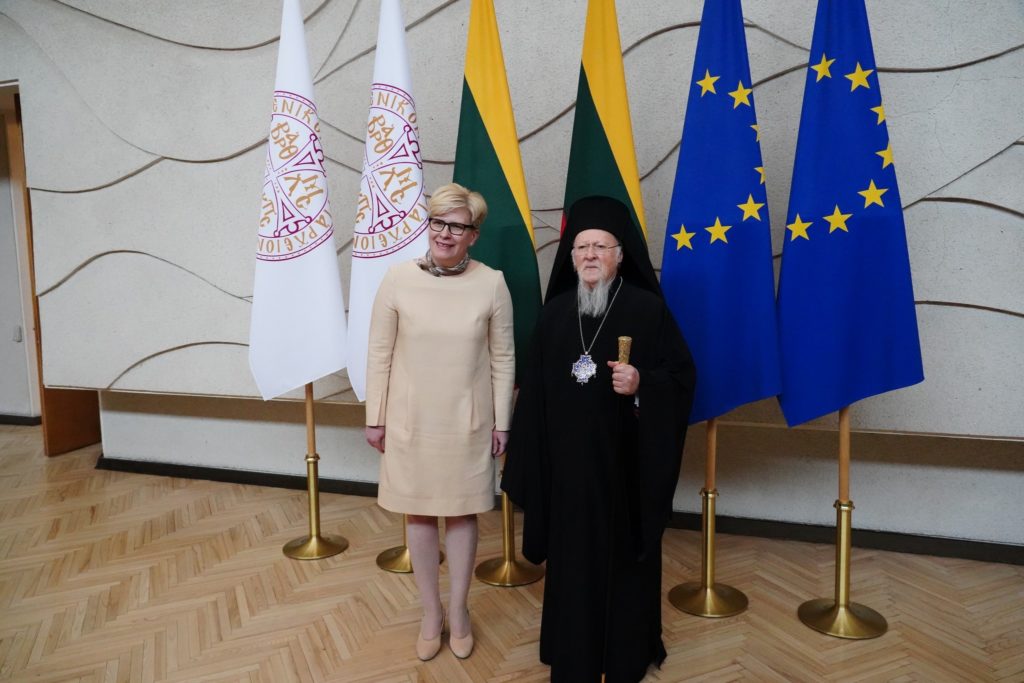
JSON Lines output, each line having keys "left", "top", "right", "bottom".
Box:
{"left": 660, "top": 0, "right": 780, "bottom": 424}
{"left": 776, "top": 0, "right": 923, "bottom": 427}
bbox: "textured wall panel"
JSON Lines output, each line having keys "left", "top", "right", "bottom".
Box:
{"left": 882, "top": 52, "right": 1024, "bottom": 205}
{"left": 906, "top": 201, "right": 1024, "bottom": 315}
{"left": 0, "top": 0, "right": 1020, "bottom": 438}
{"left": 31, "top": 150, "right": 262, "bottom": 297}
{"left": 60, "top": 0, "right": 334, "bottom": 49}
{"left": 0, "top": 18, "right": 157, "bottom": 191}
{"left": 37, "top": 253, "right": 249, "bottom": 389}
{"left": 109, "top": 342, "right": 350, "bottom": 401}
{"left": 932, "top": 144, "right": 1024, "bottom": 215}
{"left": 862, "top": 0, "right": 1024, "bottom": 68}
{"left": 3, "top": 0, "right": 356, "bottom": 160}
{"left": 856, "top": 306, "right": 1024, "bottom": 437}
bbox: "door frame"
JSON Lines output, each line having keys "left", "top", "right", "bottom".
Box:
{"left": 2, "top": 84, "right": 100, "bottom": 454}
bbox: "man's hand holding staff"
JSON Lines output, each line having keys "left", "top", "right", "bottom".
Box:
{"left": 607, "top": 336, "right": 638, "bottom": 395}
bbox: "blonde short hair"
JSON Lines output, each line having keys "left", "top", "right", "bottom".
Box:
{"left": 427, "top": 183, "right": 488, "bottom": 228}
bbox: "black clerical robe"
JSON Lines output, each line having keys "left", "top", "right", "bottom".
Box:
{"left": 502, "top": 280, "right": 696, "bottom": 683}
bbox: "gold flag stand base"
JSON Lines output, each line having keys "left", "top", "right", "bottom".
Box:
{"left": 376, "top": 515, "right": 444, "bottom": 573}
{"left": 283, "top": 385, "right": 349, "bottom": 562}
{"left": 669, "top": 488, "right": 748, "bottom": 617}
{"left": 475, "top": 557, "right": 544, "bottom": 586}
{"left": 282, "top": 449, "right": 348, "bottom": 560}
{"left": 669, "top": 582, "right": 748, "bottom": 618}
{"left": 798, "top": 499, "right": 887, "bottom": 639}
{"left": 475, "top": 492, "right": 544, "bottom": 587}
{"left": 798, "top": 598, "right": 888, "bottom": 639}
{"left": 376, "top": 545, "right": 414, "bottom": 573}
{"left": 284, "top": 533, "right": 348, "bottom": 560}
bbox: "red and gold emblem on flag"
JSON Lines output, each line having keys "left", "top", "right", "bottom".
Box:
{"left": 258, "top": 90, "right": 333, "bottom": 262}
{"left": 353, "top": 83, "right": 428, "bottom": 260}
{"left": 249, "top": 0, "right": 348, "bottom": 401}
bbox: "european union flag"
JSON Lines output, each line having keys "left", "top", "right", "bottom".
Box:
{"left": 777, "top": 0, "right": 923, "bottom": 427}
{"left": 660, "top": 0, "right": 780, "bottom": 424}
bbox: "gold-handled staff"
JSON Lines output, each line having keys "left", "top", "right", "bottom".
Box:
{"left": 283, "top": 383, "right": 349, "bottom": 560}
{"left": 797, "top": 406, "right": 887, "bottom": 638}
{"left": 668, "top": 418, "right": 748, "bottom": 617}
{"left": 600, "top": 340, "right": 639, "bottom": 683}
{"left": 617, "top": 335, "right": 632, "bottom": 366}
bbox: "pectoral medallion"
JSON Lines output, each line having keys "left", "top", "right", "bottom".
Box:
{"left": 571, "top": 354, "right": 598, "bottom": 384}
{"left": 573, "top": 277, "right": 624, "bottom": 386}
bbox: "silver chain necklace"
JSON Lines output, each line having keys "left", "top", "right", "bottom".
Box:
{"left": 571, "top": 277, "right": 623, "bottom": 384}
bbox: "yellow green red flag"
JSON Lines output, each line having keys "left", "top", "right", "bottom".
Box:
{"left": 564, "top": 0, "right": 647, "bottom": 238}
{"left": 454, "top": 0, "right": 542, "bottom": 379}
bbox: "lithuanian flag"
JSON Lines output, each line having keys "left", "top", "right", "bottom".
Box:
{"left": 454, "top": 0, "right": 542, "bottom": 380}
{"left": 563, "top": 0, "right": 647, "bottom": 238}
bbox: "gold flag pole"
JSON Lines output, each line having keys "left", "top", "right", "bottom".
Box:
{"left": 669, "top": 417, "right": 748, "bottom": 617}
{"left": 475, "top": 465, "right": 544, "bottom": 586}
{"left": 798, "top": 405, "right": 887, "bottom": 638}
{"left": 283, "top": 383, "right": 348, "bottom": 560}
{"left": 376, "top": 517, "right": 446, "bottom": 572}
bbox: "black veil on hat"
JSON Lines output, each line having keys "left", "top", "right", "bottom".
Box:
{"left": 545, "top": 195, "right": 663, "bottom": 302}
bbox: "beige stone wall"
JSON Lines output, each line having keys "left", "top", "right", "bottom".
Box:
{"left": 1, "top": 0, "right": 1022, "bottom": 438}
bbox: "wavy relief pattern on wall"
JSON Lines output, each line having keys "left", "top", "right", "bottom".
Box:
{"left": 1, "top": 0, "right": 1021, "bottom": 434}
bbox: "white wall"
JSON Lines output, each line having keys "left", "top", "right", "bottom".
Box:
{"left": 100, "top": 392, "right": 379, "bottom": 483}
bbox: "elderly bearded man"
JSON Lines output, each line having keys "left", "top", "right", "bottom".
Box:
{"left": 503, "top": 196, "right": 697, "bottom": 683}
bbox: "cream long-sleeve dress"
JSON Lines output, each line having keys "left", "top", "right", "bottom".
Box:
{"left": 365, "top": 260, "right": 515, "bottom": 516}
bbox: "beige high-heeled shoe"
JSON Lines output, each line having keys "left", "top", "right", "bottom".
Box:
{"left": 416, "top": 611, "right": 445, "bottom": 661}
{"left": 448, "top": 611, "right": 474, "bottom": 659}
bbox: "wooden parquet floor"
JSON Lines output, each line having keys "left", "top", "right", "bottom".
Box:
{"left": 1, "top": 424, "right": 1022, "bottom": 682}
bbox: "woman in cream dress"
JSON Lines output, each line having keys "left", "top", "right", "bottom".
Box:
{"left": 364, "top": 183, "right": 514, "bottom": 661}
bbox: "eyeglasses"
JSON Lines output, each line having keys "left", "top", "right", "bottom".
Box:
{"left": 428, "top": 218, "right": 475, "bottom": 236}
{"left": 572, "top": 242, "right": 621, "bottom": 255}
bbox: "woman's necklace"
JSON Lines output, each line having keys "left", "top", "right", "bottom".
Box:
{"left": 571, "top": 277, "right": 623, "bottom": 384}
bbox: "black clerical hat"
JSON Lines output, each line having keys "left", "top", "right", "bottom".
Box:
{"left": 545, "top": 196, "right": 662, "bottom": 302}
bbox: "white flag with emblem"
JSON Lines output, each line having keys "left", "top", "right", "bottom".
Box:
{"left": 249, "top": 0, "right": 347, "bottom": 400}
{"left": 347, "top": 0, "right": 429, "bottom": 401}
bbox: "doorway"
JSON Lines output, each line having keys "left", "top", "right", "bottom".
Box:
{"left": 2, "top": 86, "right": 100, "bottom": 455}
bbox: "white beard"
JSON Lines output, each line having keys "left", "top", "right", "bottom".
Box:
{"left": 577, "top": 276, "right": 614, "bottom": 317}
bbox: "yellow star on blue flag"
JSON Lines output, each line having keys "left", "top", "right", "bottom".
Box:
{"left": 776, "top": 0, "right": 923, "bottom": 426}
{"left": 661, "top": 0, "right": 780, "bottom": 424}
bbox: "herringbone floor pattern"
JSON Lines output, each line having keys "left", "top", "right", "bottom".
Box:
{"left": 1, "top": 424, "right": 1021, "bottom": 682}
